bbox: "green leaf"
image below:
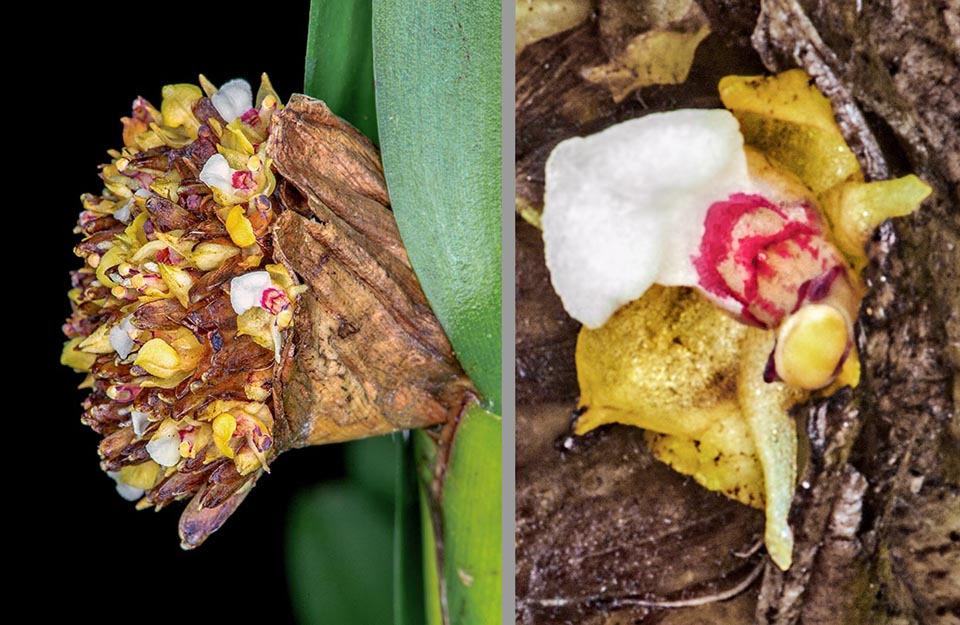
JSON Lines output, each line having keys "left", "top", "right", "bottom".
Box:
{"left": 345, "top": 435, "right": 397, "bottom": 505}
{"left": 372, "top": 1, "right": 502, "bottom": 412}
{"left": 305, "top": 0, "right": 379, "bottom": 143}
{"left": 418, "top": 477, "right": 444, "bottom": 625}
{"left": 414, "top": 430, "right": 444, "bottom": 625}
{"left": 393, "top": 434, "right": 426, "bottom": 625}
{"left": 441, "top": 406, "right": 503, "bottom": 625}
{"left": 287, "top": 483, "right": 393, "bottom": 625}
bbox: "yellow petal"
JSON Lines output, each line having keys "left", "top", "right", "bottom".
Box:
{"left": 820, "top": 175, "right": 932, "bottom": 271}
{"left": 583, "top": 25, "right": 711, "bottom": 103}
{"left": 645, "top": 413, "right": 765, "bottom": 508}
{"left": 720, "top": 70, "right": 862, "bottom": 193}
{"left": 575, "top": 286, "right": 747, "bottom": 438}
{"left": 157, "top": 263, "right": 194, "bottom": 308}
{"left": 234, "top": 448, "right": 263, "bottom": 476}
{"left": 265, "top": 263, "right": 296, "bottom": 291}
{"left": 515, "top": 0, "right": 592, "bottom": 53}
{"left": 720, "top": 69, "right": 840, "bottom": 135}
{"left": 61, "top": 337, "right": 98, "bottom": 371}
{"left": 95, "top": 245, "right": 126, "bottom": 288}
{"left": 119, "top": 461, "right": 160, "bottom": 490}
{"left": 160, "top": 84, "right": 202, "bottom": 138}
{"left": 191, "top": 242, "right": 240, "bottom": 271}
{"left": 255, "top": 73, "right": 281, "bottom": 108}
{"left": 222, "top": 119, "right": 256, "bottom": 155}
{"left": 236, "top": 306, "right": 276, "bottom": 354}
{"left": 135, "top": 338, "right": 181, "bottom": 378}
{"left": 78, "top": 324, "right": 115, "bottom": 354}
{"left": 226, "top": 205, "right": 257, "bottom": 247}
{"left": 212, "top": 413, "right": 237, "bottom": 459}
{"left": 123, "top": 211, "right": 150, "bottom": 249}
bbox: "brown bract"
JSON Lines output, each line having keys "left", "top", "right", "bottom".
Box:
{"left": 268, "top": 96, "right": 475, "bottom": 449}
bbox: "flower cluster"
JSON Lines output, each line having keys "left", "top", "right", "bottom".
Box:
{"left": 62, "top": 76, "right": 302, "bottom": 542}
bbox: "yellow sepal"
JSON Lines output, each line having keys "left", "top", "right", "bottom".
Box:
{"left": 61, "top": 337, "right": 98, "bottom": 371}
{"left": 226, "top": 205, "right": 257, "bottom": 247}
{"left": 160, "top": 84, "right": 202, "bottom": 138}
{"left": 212, "top": 413, "right": 237, "bottom": 459}
{"left": 134, "top": 338, "right": 181, "bottom": 378}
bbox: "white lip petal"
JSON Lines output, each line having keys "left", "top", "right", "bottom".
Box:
{"left": 115, "top": 482, "right": 145, "bottom": 501}
{"left": 542, "top": 109, "right": 751, "bottom": 329}
{"left": 113, "top": 198, "right": 133, "bottom": 224}
{"left": 107, "top": 471, "right": 144, "bottom": 502}
{"left": 146, "top": 428, "right": 182, "bottom": 467}
{"left": 198, "top": 154, "right": 235, "bottom": 195}
{"left": 230, "top": 271, "right": 274, "bottom": 315}
{"left": 211, "top": 78, "right": 253, "bottom": 122}
{"left": 109, "top": 316, "right": 136, "bottom": 359}
{"left": 131, "top": 410, "right": 150, "bottom": 438}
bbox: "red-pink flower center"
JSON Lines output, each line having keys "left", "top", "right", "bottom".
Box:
{"left": 231, "top": 170, "right": 256, "bottom": 191}
{"left": 156, "top": 247, "right": 183, "bottom": 266}
{"left": 260, "top": 287, "right": 289, "bottom": 315}
{"left": 240, "top": 109, "right": 260, "bottom": 126}
{"left": 693, "top": 193, "right": 846, "bottom": 329}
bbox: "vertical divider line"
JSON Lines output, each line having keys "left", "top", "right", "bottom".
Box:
{"left": 501, "top": 1, "right": 518, "bottom": 623}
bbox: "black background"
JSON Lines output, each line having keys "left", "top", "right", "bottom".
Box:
{"left": 32, "top": 2, "right": 347, "bottom": 621}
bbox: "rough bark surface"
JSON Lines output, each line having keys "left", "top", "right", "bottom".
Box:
{"left": 516, "top": 1, "right": 959, "bottom": 623}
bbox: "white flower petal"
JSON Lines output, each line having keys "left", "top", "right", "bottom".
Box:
{"left": 211, "top": 78, "right": 253, "bottom": 122}
{"left": 131, "top": 410, "right": 150, "bottom": 438}
{"left": 199, "top": 154, "right": 235, "bottom": 195}
{"left": 113, "top": 198, "right": 133, "bottom": 224}
{"left": 107, "top": 471, "right": 144, "bottom": 502}
{"left": 146, "top": 424, "right": 182, "bottom": 467}
{"left": 230, "top": 271, "right": 273, "bottom": 315}
{"left": 109, "top": 316, "right": 136, "bottom": 359}
{"left": 542, "top": 109, "right": 751, "bottom": 329}
{"left": 115, "top": 482, "right": 145, "bottom": 501}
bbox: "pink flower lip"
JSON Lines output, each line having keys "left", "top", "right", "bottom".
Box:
{"left": 692, "top": 192, "right": 841, "bottom": 330}
{"left": 260, "top": 287, "right": 289, "bottom": 315}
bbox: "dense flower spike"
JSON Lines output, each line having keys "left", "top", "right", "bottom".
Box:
{"left": 63, "top": 78, "right": 475, "bottom": 549}
{"left": 62, "top": 75, "right": 296, "bottom": 543}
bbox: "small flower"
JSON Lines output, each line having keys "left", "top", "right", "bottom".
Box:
{"left": 229, "top": 271, "right": 275, "bottom": 315}
{"left": 555, "top": 69, "right": 931, "bottom": 572}
{"left": 108, "top": 471, "right": 145, "bottom": 502}
{"left": 131, "top": 410, "right": 150, "bottom": 438}
{"left": 211, "top": 78, "right": 253, "bottom": 122}
{"left": 109, "top": 316, "right": 137, "bottom": 359}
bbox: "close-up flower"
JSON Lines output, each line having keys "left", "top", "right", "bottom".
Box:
{"left": 543, "top": 69, "right": 930, "bottom": 570}
{"left": 515, "top": 1, "right": 958, "bottom": 623}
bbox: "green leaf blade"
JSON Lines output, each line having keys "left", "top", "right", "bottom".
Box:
{"left": 393, "top": 434, "right": 427, "bottom": 625}
{"left": 305, "top": 0, "right": 378, "bottom": 143}
{"left": 372, "top": 1, "right": 502, "bottom": 412}
{"left": 286, "top": 483, "right": 394, "bottom": 625}
{"left": 442, "top": 406, "right": 503, "bottom": 625}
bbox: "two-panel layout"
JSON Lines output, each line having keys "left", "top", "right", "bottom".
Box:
{"left": 55, "top": 2, "right": 955, "bottom": 624}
